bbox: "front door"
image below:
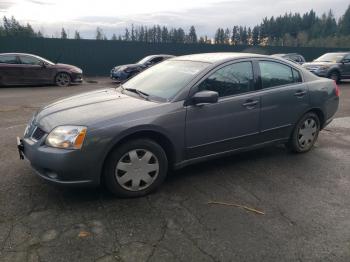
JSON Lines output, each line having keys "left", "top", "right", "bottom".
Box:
{"left": 18, "top": 55, "right": 53, "bottom": 84}
{"left": 185, "top": 61, "right": 260, "bottom": 159}
{"left": 340, "top": 54, "right": 350, "bottom": 78}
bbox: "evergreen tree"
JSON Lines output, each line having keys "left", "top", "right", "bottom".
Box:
{"left": 339, "top": 5, "right": 350, "bottom": 35}
{"left": 96, "top": 27, "right": 103, "bottom": 40}
{"left": 131, "top": 24, "right": 136, "bottom": 41}
{"left": 74, "top": 30, "right": 81, "bottom": 39}
{"left": 224, "top": 28, "right": 230, "bottom": 44}
{"left": 188, "top": 26, "right": 197, "bottom": 43}
{"left": 252, "top": 26, "right": 259, "bottom": 45}
{"left": 61, "top": 28, "right": 67, "bottom": 39}
{"left": 124, "top": 28, "right": 130, "bottom": 41}
{"left": 111, "top": 33, "right": 117, "bottom": 40}
{"left": 161, "top": 26, "right": 168, "bottom": 43}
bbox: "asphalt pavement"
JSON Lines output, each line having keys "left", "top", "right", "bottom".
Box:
{"left": 0, "top": 78, "right": 349, "bottom": 262}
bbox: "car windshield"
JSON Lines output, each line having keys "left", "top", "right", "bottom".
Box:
{"left": 34, "top": 55, "right": 55, "bottom": 65}
{"left": 122, "top": 60, "right": 210, "bottom": 101}
{"left": 137, "top": 56, "right": 153, "bottom": 64}
{"left": 314, "top": 53, "right": 345, "bottom": 63}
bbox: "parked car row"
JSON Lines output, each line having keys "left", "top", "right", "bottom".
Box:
{"left": 271, "top": 52, "right": 350, "bottom": 83}
{"left": 18, "top": 52, "right": 339, "bottom": 197}
{"left": 1, "top": 51, "right": 349, "bottom": 88}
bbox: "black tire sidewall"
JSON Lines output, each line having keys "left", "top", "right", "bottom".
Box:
{"left": 103, "top": 139, "right": 168, "bottom": 197}
{"left": 289, "top": 112, "right": 320, "bottom": 153}
{"left": 329, "top": 71, "right": 340, "bottom": 84}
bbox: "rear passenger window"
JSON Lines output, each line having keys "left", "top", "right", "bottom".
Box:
{"left": 0, "top": 55, "right": 18, "bottom": 64}
{"left": 198, "top": 61, "right": 254, "bottom": 97}
{"left": 292, "top": 68, "right": 302, "bottom": 83}
{"left": 259, "top": 61, "right": 294, "bottom": 88}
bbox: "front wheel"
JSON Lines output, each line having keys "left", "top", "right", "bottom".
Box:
{"left": 287, "top": 112, "right": 320, "bottom": 153}
{"left": 55, "top": 72, "right": 71, "bottom": 87}
{"left": 103, "top": 139, "right": 168, "bottom": 197}
{"left": 328, "top": 71, "right": 341, "bottom": 84}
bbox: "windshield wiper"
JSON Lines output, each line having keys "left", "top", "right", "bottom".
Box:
{"left": 122, "top": 86, "right": 150, "bottom": 100}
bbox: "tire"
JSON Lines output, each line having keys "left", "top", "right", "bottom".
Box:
{"left": 328, "top": 71, "right": 341, "bottom": 84}
{"left": 286, "top": 112, "right": 320, "bottom": 153}
{"left": 55, "top": 72, "right": 71, "bottom": 87}
{"left": 103, "top": 139, "right": 168, "bottom": 197}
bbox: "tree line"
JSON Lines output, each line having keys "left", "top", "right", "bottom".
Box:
{"left": 1, "top": 5, "right": 350, "bottom": 47}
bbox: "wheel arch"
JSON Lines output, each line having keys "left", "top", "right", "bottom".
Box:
{"left": 101, "top": 129, "right": 177, "bottom": 182}
{"left": 54, "top": 71, "right": 72, "bottom": 82}
{"left": 304, "top": 108, "right": 325, "bottom": 129}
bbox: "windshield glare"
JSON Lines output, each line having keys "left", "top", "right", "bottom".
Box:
{"left": 122, "top": 60, "right": 209, "bottom": 101}
{"left": 137, "top": 56, "right": 153, "bottom": 64}
{"left": 36, "top": 55, "right": 54, "bottom": 65}
{"left": 314, "top": 53, "right": 345, "bottom": 63}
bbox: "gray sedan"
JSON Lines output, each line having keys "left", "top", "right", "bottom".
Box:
{"left": 18, "top": 53, "right": 339, "bottom": 197}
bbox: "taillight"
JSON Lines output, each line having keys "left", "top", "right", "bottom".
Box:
{"left": 334, "top": 81, "right": 340, "bottom": 97}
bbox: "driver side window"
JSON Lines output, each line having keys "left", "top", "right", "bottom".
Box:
{"left": 197, "top": 61, "right": 255, "bottom": 97}
{"left": 19, "top": 56, "right": 42, "bottom": 65}
{"left": 343, "top": 54, "right": 350, "bottom": 63}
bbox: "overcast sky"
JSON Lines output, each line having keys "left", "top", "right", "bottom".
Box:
{"left": 0, "top": 0, "right": 348, "bottom": 38}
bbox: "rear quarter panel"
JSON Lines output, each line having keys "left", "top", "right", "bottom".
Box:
{"left": 307, "top": 78, "right": 339, "bottom": 127}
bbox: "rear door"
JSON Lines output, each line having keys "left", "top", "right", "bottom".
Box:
{"left": 18, "top": 55, "right": 53, "bottom": 84}
{"left": 257, "top": 60, "right": 309, "bottom": 142}
{"left": 185, "top": 60, "right": 261, "bottom": 159}
{"left": 0, "top": 54, "right": 22, "bottom": 85}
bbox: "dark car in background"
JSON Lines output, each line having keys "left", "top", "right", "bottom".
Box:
{"left": 18, "top": 53, "right": 339, "bottom": 197}
{"left": 272, "top": 53, "right": 306, "bottom": 65}
{"left": 302, "top": 52, "right": 350, "bottom": 83}
{"left": 110, "top": 54, "right": 174, "bottom": 82}
{"left": 0, "top": 53, "right": 83, "bottom": 87}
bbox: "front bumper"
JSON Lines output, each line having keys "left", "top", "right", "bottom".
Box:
{"left": 71, "top": 72, "right": 83, "bottom": 83}
{"left": 18, "top": 136, "right": 100, "bottom": 186}
{"left": 110, "top": 70, "right": 129, "bottom": 81}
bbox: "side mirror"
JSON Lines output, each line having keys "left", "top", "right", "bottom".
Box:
{"left": 39, "top": 61, "right": 46, "bottom": 68}
{"left": 192, "top": 91, "right": 219, "bottom": 105}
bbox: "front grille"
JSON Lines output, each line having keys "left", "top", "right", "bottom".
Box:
{"left": 31, "top": 127, "right": 46, "bottom": 141}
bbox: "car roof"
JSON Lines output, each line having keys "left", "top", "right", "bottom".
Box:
{"left": 323, "top": 52, "right": 349, "bottom": 55}
{"left": 273, "top": 53, "right": 302, "bottom": 56}
{"left": 144, "top": 54, "right": 175, "bottom": 59}
{"left": 171, "top": 52, "right": 269, "bottom": 64}
{"left": 0, "top": 52, "right": 36, "bottom": 56}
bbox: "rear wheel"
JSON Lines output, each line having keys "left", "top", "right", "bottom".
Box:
{"left": 287, "top": 112, "right": 320, "bottom": 153}
{"left": 103, "top": 139, "right": 168, "bottom": 197}
{"left": 55, "top": 72, "right": 71, "bottom": 87}
{"left": 328, "top": 71, "right": 341, "bottom": 84}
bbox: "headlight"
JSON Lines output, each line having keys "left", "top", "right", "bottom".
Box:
{"left": 318, "top": 66, "right": 329, "bottom": 70}
{"left": 46, "top": 126, "right": 87, "bottom": 149}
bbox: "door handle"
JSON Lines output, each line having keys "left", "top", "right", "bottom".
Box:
{"left": 294, "top": 90, "right": 307, "bottom": 97}
{"left": 242, "top": 100, "right": 259, "bottom": 108}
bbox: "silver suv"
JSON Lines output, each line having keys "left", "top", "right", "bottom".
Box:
{"left": 303, "top": 52, "right": 350, "bottom": 83}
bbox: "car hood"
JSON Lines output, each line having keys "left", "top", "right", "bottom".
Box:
{"left": 115, "top": 63, "right": 145, "bottom": 71}
{"left": 54, "top": 63, "right": 82, "bottom": 72}
{"left": 34, "top": 88, "right": 159, "bottom": 132}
